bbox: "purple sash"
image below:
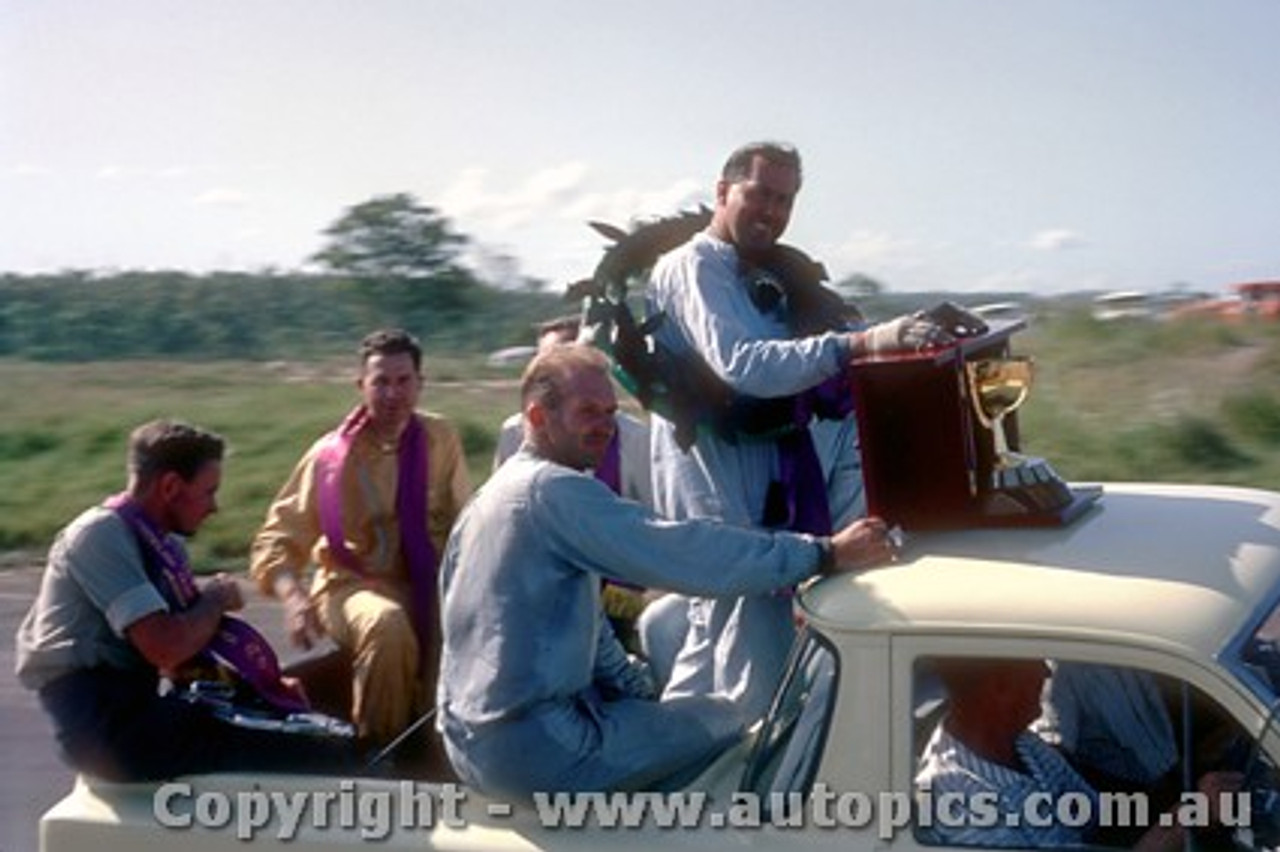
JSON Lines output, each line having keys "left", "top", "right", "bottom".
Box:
{"left": 317, "top": 406, "right": 436, "bottom": 672}
{"left": 594, "top": 430, "right": 622, "bottom": 494}
{"left": 775, "top": 430, "right": 832, "bottom": 535}
{"left": 769, "top": 371, "right": 855, "bottom": 536}
{"left": 593, "top": 429, "right": 647, "bottom": 592}
{"left": 105, "top": 493, "right": 308, "bottom": 713}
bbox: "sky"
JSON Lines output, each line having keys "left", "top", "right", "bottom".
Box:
{"left": 3, "top": 0, "right": 1279, "bottom": 295}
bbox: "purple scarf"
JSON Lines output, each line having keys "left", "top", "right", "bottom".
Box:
{"left": 105, "top": 493, "right": 308, "bottom": 713}
{"left": 317, "top": 406, "right": 436, "bottom": 672}
{"left": 593, "top": 428, "right": 647, "bottom": 592}
{"left": 768, "top": 370, "right": 855, "bottom": 536}
{"left": 594, "top": 429, "right": 622, "bottom": 494}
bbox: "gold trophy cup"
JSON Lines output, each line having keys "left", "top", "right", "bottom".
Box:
{"left": 965, "top": 357, "right": 1073, "bottom": 514}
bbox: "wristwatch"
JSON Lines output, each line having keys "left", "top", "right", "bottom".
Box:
{"left": 816, "top": 537, "right": 836, "bottom": 576}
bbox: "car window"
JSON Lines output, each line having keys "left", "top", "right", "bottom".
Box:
{"left": 740, "top": 627, "right": 838, "bottom": 804}
{"left": 912, "top": 656, "right": 1265, "bottom": 849}
{"left": 1232, "top": 595, "right": 1280, "bottom": 705}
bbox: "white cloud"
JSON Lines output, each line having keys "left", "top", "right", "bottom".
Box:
{"left": 437, "top": 167, "right": 493, "bottom": 216}
{"left": 440, "top": 162, "right": 591, "bottom": 229}
{"left": 96, "top": 164, "right": 194, "bottom": 181}
{"left": 1027, "top": 228, "right": 1086, "bottom": 251}
{"left": 440, "top": 166, "right": 709, "bottom": 287}
{"left": 524, "top": 161, "right": 589, "bottom": 202}
{"left": 192, "top": 188, "right": 249, "bottom": 207}
{"left": 826, "top": 230, "right": 926, "bottom": 273}
{"left": 562, "top": 179, "right": 707, "bottom": 230}
{"left": 441, "top": 164, "right": 706, "bottom": 235}
{"left": 91, "top": 164, "right": 206, "bottom": 182}
{"left": 8, "top": 163, "right": 52, "bottom": 177}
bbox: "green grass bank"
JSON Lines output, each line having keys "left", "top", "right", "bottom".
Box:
{"left": 2, "top": 312, "right": 1278, "bottom": 571}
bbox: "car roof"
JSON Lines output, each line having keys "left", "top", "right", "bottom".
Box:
{"left": 800, "top": 483, "right": 1280, "bottom": 659}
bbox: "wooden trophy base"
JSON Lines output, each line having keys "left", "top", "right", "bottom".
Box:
{"left": 850, "top": 318, "right": 1100, "bottom": 531}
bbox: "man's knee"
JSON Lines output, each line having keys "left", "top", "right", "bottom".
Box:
{"left": 345, "top": 594, "right": 417, "bottom": 653}
{"left": 637, "top": 594, "right": 688, "bottom": 689}
{"left": 366, "top": 601, "right": 414, "bottom": 640}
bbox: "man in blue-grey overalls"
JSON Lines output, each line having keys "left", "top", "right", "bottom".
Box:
{"left": 436, "top": 344, "right": 898, "bottom": 797}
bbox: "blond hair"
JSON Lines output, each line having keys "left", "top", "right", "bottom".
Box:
{"left": 520, "top": 344, "right": 610, "bottom": 411}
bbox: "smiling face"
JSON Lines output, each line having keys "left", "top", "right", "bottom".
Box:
{"left": 531, "top": 368, "right": 618, "bottom": 472}
{"left": 710, "top": 153, "right": 801, "bottom": 260}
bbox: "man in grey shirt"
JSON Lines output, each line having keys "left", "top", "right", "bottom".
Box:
{"left": 437, "top": 344, "right": 897, "bottom": 797}
{"left": 16, "top": 419, "right": 354, "bottom": 780}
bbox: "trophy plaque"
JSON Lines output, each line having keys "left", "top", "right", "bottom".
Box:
{"left": 849, "top": 318, "right": 1100, "bottom": 530}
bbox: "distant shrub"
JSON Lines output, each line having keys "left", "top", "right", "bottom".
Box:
{"left": 457, "top": 418, "right": 497, "bottom": 468}
{"left": 0, "top": 430, "right": 60, "bottom": 460}
{"left": 1256, "top": 328, "right": 1280, "bottom": 376}
{"left": 1223, "top": 392, "right": 1280, "bottom": 446}
{"left": 1105, "top": 417, "right": 1250, "bottom": 480}
{"left": 0, "top": 528, "right": 27, "bottom": 550}
{"left": 1147, "top": 317, "right": 1248, "bottom": 354}
{"left": 1164, "top": 417, "right": 1252, "bottom": 469}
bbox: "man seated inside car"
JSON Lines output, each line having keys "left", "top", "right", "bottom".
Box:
{"left": 1036, "top": 663, "right": 1179, "bottom": 799}
{"left": 914, "top": 657, "right": 1242, "bottom": 849}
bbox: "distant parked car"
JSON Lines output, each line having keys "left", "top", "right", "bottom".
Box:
{"left": 1237, "top": 281, "right": 1280, "bottom": 320}
{"left": 485, "top": 345, "right": 537, "bottom": 367}
{"left": 969, "top": 301, "right": 1027, "bottom": 321}
{"left": 1092, "top": 290, "right": 1152, "bottom": 321}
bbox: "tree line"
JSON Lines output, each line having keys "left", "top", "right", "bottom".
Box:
{"left": 0, "top": 269, "right": 567, "bottom": 361}
{"left": 0, "top": 190, "right": 1014, "bottom": 362}
{"left": 0, "top": 193, "right": 565, "bottom": 362}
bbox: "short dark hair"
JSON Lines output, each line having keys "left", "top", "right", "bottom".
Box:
{"left": 127, "top": 420, "right": 225, "bottom": 486}
{"left": 358, "top": 328, "right": 423, "bottom": 373}
{"left": 721, "top": 141, "right": 803, "bottom": 187}
{"left": 929, "top": 657, "right": 1043, "bottom": 700}
{"left": 520, "top": 344, "right": 610, "bottom": 411}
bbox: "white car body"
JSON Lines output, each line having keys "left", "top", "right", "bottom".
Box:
{"left": 40, "top": 482, "right": 1280, "bottom": 850}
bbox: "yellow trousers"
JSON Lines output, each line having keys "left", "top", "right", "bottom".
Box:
{"left": 319, "top": 583, "right": 427, "bottom": 747}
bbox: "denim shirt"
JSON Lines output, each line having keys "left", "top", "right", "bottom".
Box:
{"left": 436, "top": 449, "right": 823, "bottom": 728}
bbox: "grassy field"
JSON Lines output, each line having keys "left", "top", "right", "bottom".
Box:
{"left": 1018, "top": 311, "right": 1280, "bottom": 486}
{"left": 0, "top": 355, "right": 525, "bottom": 569}
{"left": 2, "top": 311, "right": 1278, "bottom": 571}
